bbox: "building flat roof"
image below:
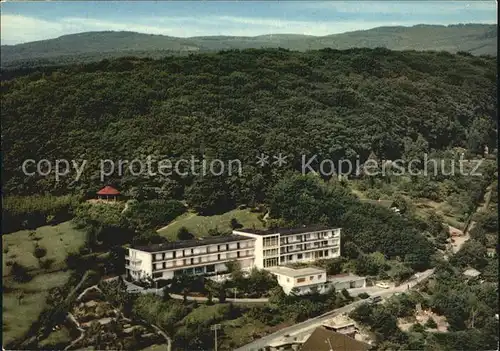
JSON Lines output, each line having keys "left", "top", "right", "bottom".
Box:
{"left": 463, "top": 268, "right": 481, "bottom": 277}
{"left": 328, "top": 273, "right": 366, "bottom": 283}
{"left": 266, "top": 266, "right": 326, "bottom": 277}
{"left": 131, "top": 234, "right": 253, "bottom": 252}
{"left": 323, "top": 314, "right": 356, "bottom": 329}
{"left": 235, "top": 225, "right": 338, "bottom": 237}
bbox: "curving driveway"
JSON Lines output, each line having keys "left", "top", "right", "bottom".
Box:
{"left": 234, "top": 269, "right": 434, "bottom": 351}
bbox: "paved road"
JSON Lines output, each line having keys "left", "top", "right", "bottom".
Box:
{"left": 234, "top": 269, "right": 434, "bottom": 351}
{"left": 124, "top": 280, "right": 391, "bottom": 303}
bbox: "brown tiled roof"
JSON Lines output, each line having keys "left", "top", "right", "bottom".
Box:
{"left": 300, "top": 327, "right": 371, "bottom": 351}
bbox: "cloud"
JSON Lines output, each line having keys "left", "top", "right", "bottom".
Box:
{"left": 302, "top": 1, "right": 497, "bottom": 15}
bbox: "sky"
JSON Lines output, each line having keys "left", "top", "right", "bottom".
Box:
{"left": 1, "top": 1, "right": 497, "bottom": 45}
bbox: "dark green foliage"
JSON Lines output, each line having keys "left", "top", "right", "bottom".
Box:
{"left": 2, "top": 49, "right": 496, "bottom": 208}
{"left": 425, "top": 317, "right": 438, "bottom": 329}
{"left": 10, "top": 262, "right": 32, "bottom": 283}
{"left": 33, "top": 246, "right": 47, "bottom": 261}
{"left": 230, "top": 217, "right": 243, "bottom": 229}
{"left": 127, "top": 199, "right": 186, "bottom": 230}
{"left": 177, "top": 226, "right": 194, "bottom": 241}
{"left": 2, "top": 195, "right": 81, "bottom": 233}
{"left": 450, "top": 239, "right": 488, "bottom": 270}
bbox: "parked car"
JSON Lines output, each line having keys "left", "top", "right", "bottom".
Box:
{"left": 376, "top": 282, "right": 390, "bottom": 289}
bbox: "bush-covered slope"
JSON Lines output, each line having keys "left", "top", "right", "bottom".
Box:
{"left": 1, "top": 48, "right": 497, "bottom": 198}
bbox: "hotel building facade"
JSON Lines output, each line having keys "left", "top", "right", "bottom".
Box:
{"left": 125, "top": 226, "right": 341, "bottom": 281}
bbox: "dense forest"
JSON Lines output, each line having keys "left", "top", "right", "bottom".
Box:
{"left": 2, "top": 48, "right": 497, "bottom": 202}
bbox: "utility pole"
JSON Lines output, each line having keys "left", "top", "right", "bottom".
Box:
{"left": 233, "top": 287, "right": 237, "bottom": 300}
{"left": 211, "top": 324, "right": 221, "bottom": 351}
{"left": 325, "top": 337, "right": 333, "bottom": 351}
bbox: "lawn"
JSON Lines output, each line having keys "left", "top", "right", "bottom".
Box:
{"left": 2, "top": 221, "right": 86, "bottom": 273}
{"left": 157, "top": 209, "right": 264, "bottom": 240}
{"left": 38, "top": 326, "right": 73, "bottom": 349}
{"left": 413, "top": 198, "right": 465, "bottom": 229}
{"left": 3, "top": 270, "right": 72, "bottom": 345}
{"left": 221, "top": 317, "right": 275, "bottom": 350}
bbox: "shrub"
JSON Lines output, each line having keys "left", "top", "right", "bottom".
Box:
{"left": 177, "top": 227, "right": 194, "bottom": 240}
{"left": 425, "top": 318, "right": 438, "bottom": 329}
{"left": 410, "top": 322, "right": 426, "bottom": 333}
{"left": 34, "top": 246, "right": 48, "bottom": 261}
{"left": 10, "top": 262, "right": 32, "bottom": 283}
{"left": 358, "top": 292, "right": 370, "bottom": 299}
{"left": 65, "top": 252, "right": 82, "bottom": 270}
{"left": 230, "top": 218, "right": 243, "bottom": 229}
{"left": 40, "top": 258, "right": 55, "bottom": 270}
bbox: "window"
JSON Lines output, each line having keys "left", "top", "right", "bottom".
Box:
{"left": 310, "top": 276, "right": 314, "bottom": 281}
{"left": 264, "top": 257, "right": 279, "bottom": 268}
{"left": 264, "top": 236, "right": 279, "bottom": 247}
{"left": 153, "top": 272, "right": 162, "bottom": 278}
{"left": 297, "top": 278, "right": 306, "bottom": 283}
{"left": 287, "top": 278, "right": 290, "bottom": 282}
{"left": 206, "top": 265, "right": 215, "bottom": 273}
{"left": 318, "top": 275, "right": 322, "bottom": 279}
{"left": 297, "top": 253, "right": 303, "bottom": 259}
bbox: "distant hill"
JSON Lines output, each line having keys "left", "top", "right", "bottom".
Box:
{"left": 1, "top": 23, "right": 496, "bottom": 68}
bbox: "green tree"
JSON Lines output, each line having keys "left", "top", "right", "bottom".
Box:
{"left": 177, "top": 227, "right": 194, "bottom": 241}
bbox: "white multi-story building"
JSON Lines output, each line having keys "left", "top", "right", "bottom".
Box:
{"left": 126, "top": 226, "right": 341, "bottom": 281}
{"left": 126, "top": 235, "right": 255, "bottom": 280}
{"left": 234, "top": 226, "right": 341, "bottom": 268}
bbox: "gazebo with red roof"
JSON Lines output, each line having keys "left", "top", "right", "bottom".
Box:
{"left": 96, "top": 186, "right": 120, "bottom": 202}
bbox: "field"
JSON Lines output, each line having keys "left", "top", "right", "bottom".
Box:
{"left": 157, "top": 209, "right": 264, "bottom": 240}
{"left": 2, "top": 221, "right": 86, "bottom": 345}
{"left": 2, "top": 271, "right": 71, "bottom": 345}
{"left": 2, "top": 221, "right": 86, "bottom": 273}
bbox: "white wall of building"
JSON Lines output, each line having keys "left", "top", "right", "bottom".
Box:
{"left": 127, "top": 249, "right": 152, "bottom": 280}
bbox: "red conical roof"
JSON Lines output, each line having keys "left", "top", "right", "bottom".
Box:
{"left": 97, "top": 186, "right": 120, "bottom": 195}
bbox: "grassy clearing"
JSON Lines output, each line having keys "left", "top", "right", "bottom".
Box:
{"left": 221, "top": 317, "right": 275, "bottom": 350}
{"left": 2, "top": 221, "right": 86, "bottom": 273}
{"left": 38, "top": 326, "right": 72, "bottom": 348}
{"left": 2, "top": 271, "right": 71, "bottom": 345}
{"left": 157, "top": 209, "right": 264, "bottom": 240}
{"left": 413, "top": 198, "right": 465, "bottom": 229}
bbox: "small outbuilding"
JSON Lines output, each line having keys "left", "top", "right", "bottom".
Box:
{"left": 96, "top": 186, "right": 121, "bottom": 202}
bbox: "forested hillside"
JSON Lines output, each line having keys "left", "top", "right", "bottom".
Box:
{"left": 1, "top": 24, "right": 496, "bottom": 68}
{"left": 1, "top": 48, "right": 497, "bottom": 201}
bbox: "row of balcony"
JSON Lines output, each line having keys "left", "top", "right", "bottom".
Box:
{"left": 280, "top": 240, "right": 340, "bottom": 253}
{"left": 152, "top": 252, "right": 254, "bottom": 271}
{"left": 151, "top": 244, "right": 254, "bottom": 262}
